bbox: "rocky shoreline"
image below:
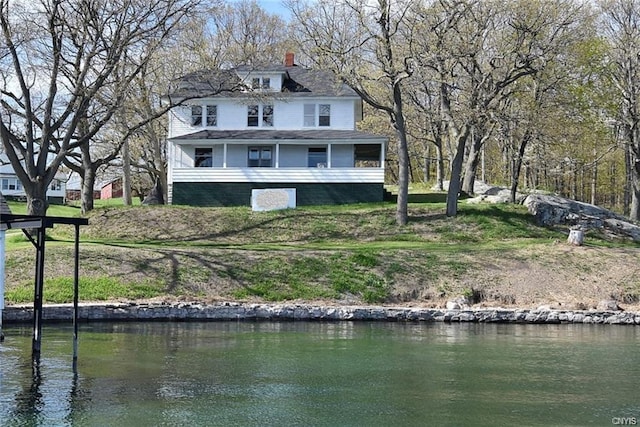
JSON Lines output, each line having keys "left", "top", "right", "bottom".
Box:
{"left": 3, "top": 302, "right": 640, "bottom": 325}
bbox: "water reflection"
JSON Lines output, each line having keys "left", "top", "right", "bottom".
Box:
{"left": 1, "top": 322, "right": 639, "bottom": 426}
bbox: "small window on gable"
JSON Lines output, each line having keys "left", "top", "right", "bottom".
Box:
{"left": 248, "top": 105, "right": 259, "bottom": 127}
{"left": 252, "top": 78, "right": 260, "bottom": 89}
{"left": 206, "top": 105, "right": 217, "bottom": 126}
{"left": 195, "top": 147, "right": 213, "bottom": 167}
{"left": 319, "top": 104, "right": 331, "bottom": 126}
{"left": 191, "top": 105, "right": 202, "bottom": 126}
{"left": 304, "top": 104, "right": 315, "bottom": 127}
{"left": 262, "top": 77, "right": 271, "bottom": 89}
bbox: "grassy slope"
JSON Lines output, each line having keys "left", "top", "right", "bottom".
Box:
{"left": 4, "top": 198, "right": 640, "bottom": 310}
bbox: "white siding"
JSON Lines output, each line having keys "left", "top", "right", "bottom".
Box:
{"left": 168, "top": 98, "right": 360, "bottom": 138}
{"left": 172, "top": 168, "right": 384, "bottom": 184}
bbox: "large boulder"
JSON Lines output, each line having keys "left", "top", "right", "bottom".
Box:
{"left": 523, "top": 193, "right": 640, "bottom": 242}
{"left": 438, "top": 180, "right": 527, "bottom": 203}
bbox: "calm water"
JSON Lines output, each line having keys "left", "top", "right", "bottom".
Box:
{"left": 0, "top": 321, "right": 638, "bottom": 426}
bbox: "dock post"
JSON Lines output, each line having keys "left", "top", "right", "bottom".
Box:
{"left": 32, "top": 224, "right": 46, "bottom": 356}
{"left": 73, "top": 224, "right": 80, "bottom": 364}
{"left": 0, "top": 229, "right": 5, "bottom": 342}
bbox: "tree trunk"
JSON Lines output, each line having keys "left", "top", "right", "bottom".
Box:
{"left": 435, "top": 142, "right": 445, "bottom": 191}
{"left": 631, "top": 157, "right": 640, "bottom": 221}
{"left": 25, "top": 184, "right": 49, "bottom": 216}
{"left": 461, "top": 134, "right": 482, "bottom": 195}
{"left": 123, "top": 138, "right": 132, "bottom": 206}
{"left": 591, "top": 160, "right": 597, "bottom": 206}
{"left": 511, "top": 130, "right": 532, "bottom": 203}
{"left": 393, "top": 98, "right": 410, "bottom": 226}
{"left": 79, "top": 144, "right": 95, "bottom": 215}
{"left": 81, "top": 167, "right": 97, "bottom": 216}
{"left": 446, "top": 126, "right": 471, "bottom": 217}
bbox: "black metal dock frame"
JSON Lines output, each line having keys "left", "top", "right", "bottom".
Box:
{"left": 1, "top": 214, "right": 89, "bottom": 360}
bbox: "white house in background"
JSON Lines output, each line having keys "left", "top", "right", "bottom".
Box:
{"left": 166, "top": 53, "right": 388, "bottom": 207}
{"left": 0, "top": 155, "right": 67, "bottom": 204}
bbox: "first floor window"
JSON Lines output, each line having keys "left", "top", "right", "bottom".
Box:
{"left": 354, "top": 144, "right": 381, "bottom": 167}
{"left": 308, "top": 147, "right": 327, "bottom": 167}
{"left": 195, "top": 147, "right": 213, "bottom": 167}
{"left": 248, "top": 146, "right": 272, "bottom": 167}
{"left": 1, "top": 178, "right": 20, "bottom": 190}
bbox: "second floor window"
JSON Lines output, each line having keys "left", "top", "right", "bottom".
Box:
{"left": 206, "top": 105, "right": 217, "bottom": 126}
{"left": 50, "top": 180, "right": 62, "bottom": 191}
{"left": 248, "top": 105, "right": 259, "bottom": 126}
{"left": 263, "top": 105, "right": 273, "bottom": 126}
{"left": 191, "top": 105, "right": 217, "bottom": 127}
{"left": 191, "top": 106, "right": 202, "bottom": 126}
{"left": 319, "top": 104, "right": 331, "bottom": 126}
{"left": 248, "top": 105, "right": 274, "bottom": 127}
{"left": 303, "top": 104, "right": 331, "bottom": 127}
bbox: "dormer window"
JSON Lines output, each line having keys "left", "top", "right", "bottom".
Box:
{"left": 251, "top": 76, "right": 271, "bottom": 90}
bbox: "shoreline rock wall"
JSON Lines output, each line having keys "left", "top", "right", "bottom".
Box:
{"left": 3, "top": 302, "right": 640, "bottom": 325}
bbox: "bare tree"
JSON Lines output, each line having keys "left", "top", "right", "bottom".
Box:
{"left": 289, "top": 0, "right": 414, "bottom": 225}
{"left": 600, "top": 0, "right": 640, "bottom": 220}
{"left": 0, "top": 0, "right": 199, "bottom": 215}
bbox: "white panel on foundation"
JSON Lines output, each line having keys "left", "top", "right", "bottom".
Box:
{"left": 251, "top": 188, "right": 296, "bottom": 211}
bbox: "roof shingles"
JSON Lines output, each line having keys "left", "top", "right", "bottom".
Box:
{"left": 169, "top": 65, "right": 357, "bottom": 99}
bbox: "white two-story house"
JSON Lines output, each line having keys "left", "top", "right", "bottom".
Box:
{"left": 166, "top": 53, "right": 387, "bottom": 207}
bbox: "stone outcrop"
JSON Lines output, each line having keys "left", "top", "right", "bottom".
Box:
{"left": 523, "top": 194, "right": 640, "bottom": 242}
{"left": 3, "top": 302, "right": 640, "bottom": 325}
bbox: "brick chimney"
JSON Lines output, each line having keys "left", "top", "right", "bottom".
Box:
{"left": 284, "top": 52, "right": 295, "bottom": 67}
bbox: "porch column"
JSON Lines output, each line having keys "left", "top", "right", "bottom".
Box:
{"left": 275, "top": 143, "right": 280, "bottom": 168}
{"left": 327, "top": 144, "right": 332, "bottom": 168}
{"left": 223, "top": 143, "right": 228, "bottom": 168}
{"left": 380, "top": 140, "right": 386, "bottom": 168}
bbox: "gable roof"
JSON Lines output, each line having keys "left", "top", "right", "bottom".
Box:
{"left": 168, "top": 65, "right": 358, "bottom": 99}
